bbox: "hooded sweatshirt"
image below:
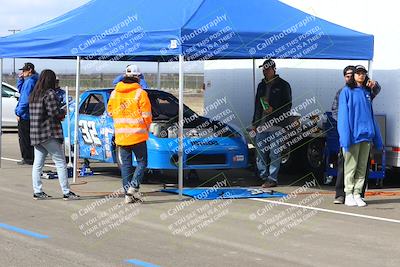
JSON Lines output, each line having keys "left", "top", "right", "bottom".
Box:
{"left": 112, "top": 74, "right": 149, "bottom": 88}
{"left": 107, "top": 81, "right": 152, "bottom": 146}
{"left": 337, "top": 86, "right": 383, "bottom": 152}
{"left": 15, "top": 73, "right": 39, "bottom": 120}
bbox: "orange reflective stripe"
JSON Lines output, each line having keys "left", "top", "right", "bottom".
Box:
{"left": 114, "top": 118, "right": 144, "bottom": 124}
{"left": 134, "top": 88, "right": 143, "bottom": 101}
{"left": 115, "top": 128, "right": 148, "bottom": 134}
{"left": 142, "top": 111, "right": 152, "bottom": 117}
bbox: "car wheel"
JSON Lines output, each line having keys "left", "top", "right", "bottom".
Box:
{"left": 184, "top": 170, "right": 200, "bottom": 186}
{"left": 304, "top": 138, "right": 325, "bottom": 183}
{"left": 306, "top": 138, "right": 325, "bottom": 170}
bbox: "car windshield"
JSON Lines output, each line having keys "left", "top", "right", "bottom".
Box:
{"left": 148, "top": 91, "right": 196, "bottom": 120}
{"left": 2, "top": 84, "right": 17, "bottom": 98}
{"left": 106, "top": 89, "right": 197, "bottom": 120}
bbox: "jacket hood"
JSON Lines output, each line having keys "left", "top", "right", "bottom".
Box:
{"left": 115, "top": 82, "right": 141, "bottom": 93}
{"left": 27, "top": 72, "right": 39, "bottom": 82}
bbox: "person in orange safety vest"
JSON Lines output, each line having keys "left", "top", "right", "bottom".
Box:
{"left": 107, "top": 64, "right": 152, "bottom": 204}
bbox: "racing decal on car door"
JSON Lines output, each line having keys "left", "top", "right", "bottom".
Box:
{"left": 100, "top": 127, "right": 114, "bottom": 159}
{"left": 79, "top": 120, "right": 101, "bottom": 145}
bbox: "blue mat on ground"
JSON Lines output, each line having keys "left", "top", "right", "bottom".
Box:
{"left": 161, "top": 188, "right": 287, "bottom": 200}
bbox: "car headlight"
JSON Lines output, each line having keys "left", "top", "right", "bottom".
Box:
{"left": 229, "top": 125, "right": 247, "bottom": 144}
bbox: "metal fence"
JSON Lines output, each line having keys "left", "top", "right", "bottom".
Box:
{"left": 4, "top": 73, "right": 204, "bottom": 93}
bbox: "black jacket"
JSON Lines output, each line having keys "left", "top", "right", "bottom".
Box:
{"left": 252, "top": 75, "right": 292, "bottom": 128}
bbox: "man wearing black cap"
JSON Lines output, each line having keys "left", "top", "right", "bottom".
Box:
{"left": 252, "top": 59, "right": 292, "bottom": 188}
{"left": 332, "top": 65, "right": 381, "bottom": 204}
{"left": 15, "top": 62, "right": 38, "bottom": 165}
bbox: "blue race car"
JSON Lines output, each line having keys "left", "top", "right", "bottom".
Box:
{"left": 63, "top": 89, "right": 248, "bottom": 170}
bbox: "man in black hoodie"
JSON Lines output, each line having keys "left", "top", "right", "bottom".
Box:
{"left": 252, "top": 59, "right": 292, "bottom": 188}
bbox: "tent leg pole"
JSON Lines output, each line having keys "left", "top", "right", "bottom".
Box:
{"left": 72, "top": 56, "right": 81, "bottom": 184}
{"left": 252, "top": 59, "right": 256, "bottom": 99}
{"left": 368, "top": 60, "right": 373, "bottom": 78}
{"left": 178, "top": 55, "right": 184, "bottom": 199}
{"left": 65, "top": 86, "right": 72, "bottom": 167}
{"left": 0, "top": 58, "right": 3, "bottom": 168}
{"left": 157, "top": 61, "right": 161, "bottom": 90}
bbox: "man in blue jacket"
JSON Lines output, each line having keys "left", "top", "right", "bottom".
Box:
{"left": 15, "top": 62, "right": 38, "bottom": 165}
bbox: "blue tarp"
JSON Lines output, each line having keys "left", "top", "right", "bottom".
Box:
{"left": 161, "top": 188, "right": 287, "bottom": 200}
{"left": 0, "top": 0, "right": 373, "bottom": 60}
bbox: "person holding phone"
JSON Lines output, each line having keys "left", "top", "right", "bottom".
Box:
{"left": 337, "top": 65, "right": 383, "bottom": 207}
{"left": 29, "top": 69, "right": 79, "bottom": 200}
{"left": 15, "top": 63, "right": 39, "bottom": 165}
{"left": 251, "top": 59, "right": 292, "bottom": 188}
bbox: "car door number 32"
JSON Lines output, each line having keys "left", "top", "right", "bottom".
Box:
{"left": 79, "top": 120, "right": 101, "bottom": 145}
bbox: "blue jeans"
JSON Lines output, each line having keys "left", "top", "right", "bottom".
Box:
{"left": 255, "top": 129, "right": 282, "bottom": 183}
{"left": 32, "top": 138, "right": 70, "bottom": 194}
{"left": 117, "top": 142, "right": 147, "bottom": 194}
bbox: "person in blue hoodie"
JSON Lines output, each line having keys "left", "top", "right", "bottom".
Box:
{"left": 338, "top": 65, "right": 383, "bottom": 207}
{"left": 15, "top": 62, "right": 39, "bottom": 165}
{"left": 112, "top": 65, "right": 149, "bottom": 88}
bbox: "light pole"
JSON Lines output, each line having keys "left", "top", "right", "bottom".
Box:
{"left": 8, "top": 29, "right": 20, "bottom": 78}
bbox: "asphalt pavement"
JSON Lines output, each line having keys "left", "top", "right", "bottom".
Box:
{"left": 1, "top": 132, "right": 400, "bottom": 267}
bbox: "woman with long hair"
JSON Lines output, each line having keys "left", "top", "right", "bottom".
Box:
{"left": 29, "top": 69, "right": 79, "bottom": 200}
{"left": 337, "top": 65, "right": 382, "bottom": 207}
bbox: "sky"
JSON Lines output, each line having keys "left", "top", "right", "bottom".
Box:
{"left": 0, "top": 0, "right": 398, "bottom": 73}
{"left": 281, "top": 0, "right": 399, "bottom": 70}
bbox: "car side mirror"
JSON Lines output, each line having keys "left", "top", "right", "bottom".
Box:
{"left": 14, "top": 92, "right": 20, "bottom": 98}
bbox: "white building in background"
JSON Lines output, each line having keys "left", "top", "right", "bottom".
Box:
{"left": 204, "top": 0, "right": 400, "bottom": 168}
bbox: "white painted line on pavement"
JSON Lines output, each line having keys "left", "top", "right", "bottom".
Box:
{"left": 2, "top": 157, "right": 56, "bottom": 168}
{"left": 251, "top": 198, "right": 400, "bottom": 224}
{"left": 1, "top": 157, "right": 101, "bottom": 175}
{"left": 1, "top": 157, "right": 19, "bottom": 162}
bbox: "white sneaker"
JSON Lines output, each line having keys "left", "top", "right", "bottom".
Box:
{"left": 127, "top": 187, "right": 142, "bottom": 201}
{"left": 125, "top": 195, "right": 134, "bottom": 204}
{"left": 344, "top": 194, "right": 357, "bottom": 206}
{"left": 354, "top": 195, "right": 367, "bottom": 207}
{"left": 127, "top": 187, "right": 136, "bottom": 195}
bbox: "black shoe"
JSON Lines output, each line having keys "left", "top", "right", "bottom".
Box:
{"left": 261, "top": 181, "right": 277, "bottom": 188}
{"left": 333, "top": 196, "right": 345, "bottom": 204}
{"left": 17, "top": 159, "right": 33, "bottom": 165}
{"left": 33, "top": 192, "right": 51, "bottom": 200}
{"left": 18, "top": 160, "right": 33, "bottom": 165}
{"left": 63, "top": 191, "right": 80, "bottom": 200}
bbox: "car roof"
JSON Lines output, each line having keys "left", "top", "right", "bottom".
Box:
{"left": 84, "top": 88, "right": 172, "bottom": 95}
{"left": 1, "top": 82, "right": 18, "bottom": 92}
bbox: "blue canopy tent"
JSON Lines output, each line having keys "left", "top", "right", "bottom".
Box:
{"left": 0, "top": 0, "right": 374, "bottom": 196}
{"left": 0, "top": 0, "right": 373, "bottom": 59}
